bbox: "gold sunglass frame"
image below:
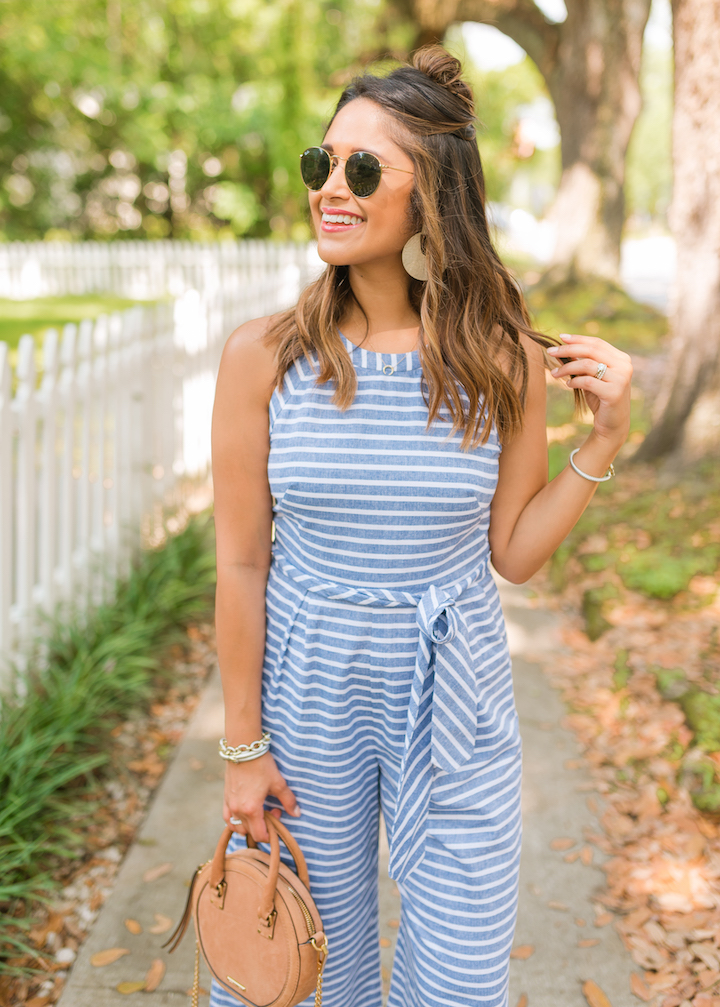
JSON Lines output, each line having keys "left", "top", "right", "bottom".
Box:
{"left": 300, "top": 146, "right": 414, "bottom": 197}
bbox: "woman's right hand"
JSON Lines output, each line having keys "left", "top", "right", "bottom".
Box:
{"left": 223, "top": 754, "right": 301, "bottom": 843}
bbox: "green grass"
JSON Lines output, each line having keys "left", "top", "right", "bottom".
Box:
{"left": 526, "top": 276, "right": 668, "bottom": 355}
{"left": 0, "top": 515, "right": 216, "bottom": 976}
{"left": 0, "top": 294, "right": 155, "bottom": 350}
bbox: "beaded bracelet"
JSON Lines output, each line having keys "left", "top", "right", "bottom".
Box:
{"left": 218, "top": 732, "right": 271, "bottom": 763}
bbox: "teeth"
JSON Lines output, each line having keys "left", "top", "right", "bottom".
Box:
{"left": 322, "top": 212, "right": 363, "bottom": 225}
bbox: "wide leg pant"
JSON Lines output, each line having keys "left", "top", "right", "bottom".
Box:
{"left": 210, "top": 586, "right": 522, "bottom": 1007}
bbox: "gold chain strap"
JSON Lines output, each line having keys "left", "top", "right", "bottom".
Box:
{"left": 191, "top": 939, "right": 200, "bottom": 1007}
{"left": 312, "top": 934, "right": 329, "bottom": 1007}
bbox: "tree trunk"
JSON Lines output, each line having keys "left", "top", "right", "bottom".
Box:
{"left": 636, "top": 0, "right": 720, "bottom": 460}
{"left": 404, "top": 0, "right": 651, "bottom": 281}
{"left": 543, "top": 0, "right": 649, "bottom": 281}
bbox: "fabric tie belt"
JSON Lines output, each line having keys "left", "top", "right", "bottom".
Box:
{"left": 271, "top": 554, "right": 493, "bottom": 884}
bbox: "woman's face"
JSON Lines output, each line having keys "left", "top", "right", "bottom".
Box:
{"left": 306, "top": 98, "right": 417, "bottom": 269}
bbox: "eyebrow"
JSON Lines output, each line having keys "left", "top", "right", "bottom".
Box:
{"left": 321, "top": 142, "right": 386, "bottom": 159}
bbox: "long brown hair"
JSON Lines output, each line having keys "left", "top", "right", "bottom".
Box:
{"left": 268, "top": 46, "right": 564, "bottom": 448}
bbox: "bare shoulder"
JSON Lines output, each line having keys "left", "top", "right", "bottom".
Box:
{"left": 218, "top": 313, "right": 282, "bottom": 406}
{"left": 492, "top": 326, "right": 546, "bottom": 385}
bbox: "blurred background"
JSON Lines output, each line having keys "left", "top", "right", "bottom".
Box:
{"left": 3, "top": 2, "right": 720, "bottom": 1006}
{"left": 0, "top": 0, "right": 671, "bottom": 249}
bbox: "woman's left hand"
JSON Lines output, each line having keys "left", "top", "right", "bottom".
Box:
{"left": 547, "top": 334, "right": 633, "bottom": 449}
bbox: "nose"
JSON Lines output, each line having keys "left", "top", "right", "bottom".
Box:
{"left": 320, "top": 156, "right": 351, "bottom": 200}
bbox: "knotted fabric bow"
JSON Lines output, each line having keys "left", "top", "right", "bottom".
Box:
{"left": 272, "top": 556, "right": 488, "bottom": 884}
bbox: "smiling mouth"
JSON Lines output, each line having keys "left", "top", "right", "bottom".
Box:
{"left": 321, "top": 211, "right": 364, "bottom": 226}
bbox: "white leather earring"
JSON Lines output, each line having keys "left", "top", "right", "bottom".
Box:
{"left": 401, "top": 232, "right": 428, "bottom": 282}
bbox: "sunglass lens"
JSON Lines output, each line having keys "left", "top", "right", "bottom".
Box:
{"left": 346, "top": 152, "right": 382, "bottom": 198}
{"left": 300, "top": 147, "right": 330, "bottom": 190}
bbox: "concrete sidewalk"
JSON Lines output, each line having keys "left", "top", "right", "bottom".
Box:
{"left": 58, "top": 580, "right": 637, "bottom": 1007}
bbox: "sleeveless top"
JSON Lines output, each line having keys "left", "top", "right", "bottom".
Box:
{"left": 266, "top": 335, "right": 519, "bottom": 882}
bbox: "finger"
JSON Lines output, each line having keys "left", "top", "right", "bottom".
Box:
{"left": 245, "top": 810, "right": 269, "bottom": 843}
{"left": 565, "top": 374, "right": 619, "bottom": 395}
{"left": 549, "top": 342, "right": 608, "bottom": 363}
{"left": 274, "top": 781, "right": 302, "bottom": 818}
{"left": 551, "top": 336, "right": 630, "bottom": 369}
{"left": 551, "top": 357, "right": 610, "bottom": 380}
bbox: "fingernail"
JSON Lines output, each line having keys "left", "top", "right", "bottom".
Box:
{"left": 547, "top": 346, "right": 558, "bottom": 355}
{"left": 551, "top": 367, "right": 559, "bottom": 376}
{"left": 560, "top": 333, "right": 572, "bottom": 341}
{"left": 293, "top": 808, "right": 302, "bottom": 817}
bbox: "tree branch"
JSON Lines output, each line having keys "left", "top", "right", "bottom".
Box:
{"left": 425, "top": 0, "right": 560, "bottom": 81}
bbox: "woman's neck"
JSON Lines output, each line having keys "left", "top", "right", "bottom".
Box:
{"left": 341, "top": 258, "right": 420, "bottom": 353}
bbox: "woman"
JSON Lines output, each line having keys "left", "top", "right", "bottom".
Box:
{"left": 210, "top": 46, "right": 631, "bottom": 1007}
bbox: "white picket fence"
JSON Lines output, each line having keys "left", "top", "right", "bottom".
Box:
{"left": 0, "top": 238, "right": 326, "bottom": 301}
{"left": 0, "top": 240, "right": 324, "bottom": 674}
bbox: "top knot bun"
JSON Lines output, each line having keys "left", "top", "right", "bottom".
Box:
{"left": 412, "top": 45, "right": 475, "bottom": 121}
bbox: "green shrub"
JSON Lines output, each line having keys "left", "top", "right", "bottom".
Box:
{"left": 0, "top": 514, "right": 215, "bottom": 976}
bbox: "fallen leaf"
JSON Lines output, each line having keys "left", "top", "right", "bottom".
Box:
{"left": 580, "top": 846, "right": 594, "bottom": 865}
{"left": 594, "top": 912, "right": 613, "bottom": 927}
{"left": 629, "top": 974, "right": 652, "bottom": 1002}
{"left": 379, "top": 937, "right": 391, "bottom": 948}
{"left": 575, "top": 918, "right": 587, "bottom": 927}
{"left": 515, "top": 996, "right": 528, "bottom": 1007}
{"left": 387, "top": 919, "right": 399, "bottom": 929}
{"left": 510, "top": 945, "right": 535, "bottom": 960}
{"left": 90, "top": 948, "right": 131, "bottom": 967}
{"left": 550, "top": 837, "right": 576, "bottom": 851}
{"left": 144, "top": 959, "right": 165, "bottom": 992}
{"left": 581, "top": 979, "right": 612, "bottom": 1007}
{"left": 698, "top": 968, "right": 720, "bottom": 990}
{"left": 142, "top": 862, "right": 173, "bottom": 883}
{"left": 188, "top": 758, "right": 204, "bottom": 771}
{"left": 117, "top": 981, "right": 146, "bottom": 994}
{"left": 124, "top": 919, "right": 142, "bottom": 935}
{"left": 693, "top": 995, "right": 720, "bottom": 1007}
{"left": 564, "top": 850, "right": 581, "bottom": 863}
{"left": 548, "top": 901, "right": 569, "bottom": 911}
{"left": 578, "top": 939, "right": 600, "bottom": 948}
{"left": 148, "top": 913, "right": 173, "bottom": 935}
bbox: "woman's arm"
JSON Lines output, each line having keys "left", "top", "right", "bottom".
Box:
{"left": 211, "top": 316, "right": 299, "bottom": 841}
{"left": 489, "top": 333, "right": 633, "bottom": 584}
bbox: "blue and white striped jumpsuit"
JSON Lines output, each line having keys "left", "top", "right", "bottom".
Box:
{"left": 211, "top": 335, "right": 522, "bottom": 1007}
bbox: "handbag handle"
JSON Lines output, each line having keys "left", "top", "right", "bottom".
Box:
{"left": 209, "top": 813, "right": 311, "bottom": 925}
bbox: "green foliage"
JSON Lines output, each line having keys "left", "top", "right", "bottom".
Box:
{"left": 619, "top": 545, "right": 720, "bottom": 599}
{"left": 0, "top": 294, "right": 150, "bottom": 348}
{"left": 551, "top": 472, "right": 720, "bottom": 603}
{"left": 613, "top": 649, "right": 632, "bottom": 691}
{"left": 680, "top": 692, "right": 720, "bottom": 753}
{"left": 0, "top": 515, "right": 215, "bottom": 975}
{"left": 582, "top": 583, "right": 619, "bottom": 641}
{"left": 526, "top": 278, "right": 668, "bottom": 356}
{"left": 0, "top": 0, "right": 412, "bottom": 241}
{"left": 654, "top": 667, "right": 688, "bottom": 700}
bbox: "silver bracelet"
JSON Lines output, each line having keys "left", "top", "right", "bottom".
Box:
{"left": 569, "top": 448, "right": 615, "bottom": 483}
{"left": 219, "top": 732, "right": 271, "bottom": 763}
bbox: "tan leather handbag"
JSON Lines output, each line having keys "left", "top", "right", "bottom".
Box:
{"left": 164, "top": 813, "right": 328, "bottom": 1007}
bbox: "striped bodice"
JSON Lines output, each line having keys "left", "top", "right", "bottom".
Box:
{"left": 268, "top": 335, "right": 501, "bottom": 590}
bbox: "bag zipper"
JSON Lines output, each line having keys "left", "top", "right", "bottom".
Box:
{"left": 285, "top": 883, "right": 315, "bottom": 938}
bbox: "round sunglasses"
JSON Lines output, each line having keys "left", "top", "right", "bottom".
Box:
{"left": 300, "top": 146, "right": 413, "bottom": 199}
